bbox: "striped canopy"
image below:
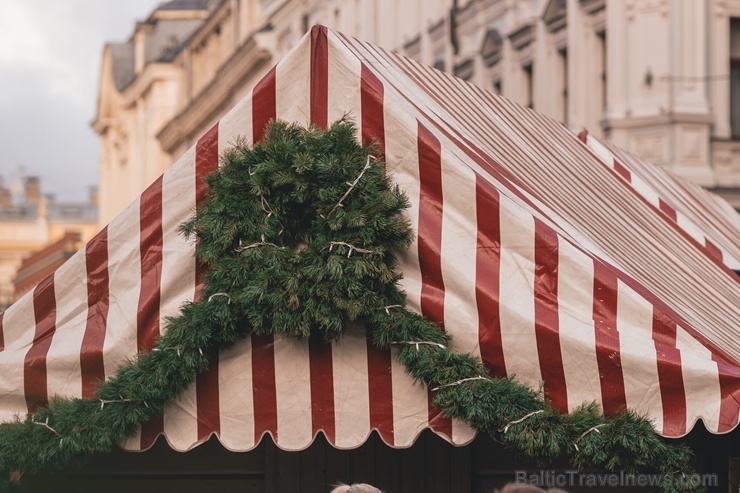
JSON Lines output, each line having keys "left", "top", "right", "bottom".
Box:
{"left": 1, "top": 26, "right": 739, "bottom": 453}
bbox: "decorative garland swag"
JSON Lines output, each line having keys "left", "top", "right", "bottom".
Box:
{"left": 0, "top": 120, "right": 704, "bottom": 492}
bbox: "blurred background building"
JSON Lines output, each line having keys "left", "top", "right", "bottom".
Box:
{"left": 0, "top": 176, "right": 98, "bottom": 310}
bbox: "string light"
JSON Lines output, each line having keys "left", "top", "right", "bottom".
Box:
{"left": 235, "top": 237, "right": 280, "bottom": 251}
{"left": 99, "top": 398, "right": 131, "bottom": 411}
{"left": 208, "top": 293, "right": 231, "bottom": 303}
{"left": 431, "top": 375, "right": 488, "bottom": 392}
{"left": 328, "top": 241, "right": 373, "bottom": 257}
{"left": 501, "top": 410, "right": 544, "bottom": 434}
{"left": 392, "top": 341, "right": 447, "bottom": 351}
{"left": 573, "top": 424, "right": 605, "bottom": 451}
{"left": 383, "top": 305, "right": 403, "bottom": 314}
{"left": 326, "top": 155, "right": 373, "bottom": 217}
{"left": 34, "top": 417, "right": 60, "bottom": 438}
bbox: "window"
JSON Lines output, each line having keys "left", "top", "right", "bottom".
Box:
{"left": 731, "top": 19, "right": 740, "bottom": 137}
{"left": 454, "top": 58, "right": 474, "bottom": 81}
{"left": 597, "top": 30, "right": 606, "bottom": 114}
{"left": 559, "top": 48, "right": 568, "bottom": 123}
{"left": 523, "top": 64, "right": 533, "bottom": 109}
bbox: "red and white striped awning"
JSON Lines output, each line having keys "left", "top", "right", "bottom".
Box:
{"left": 1, "top": 26, "right": 739, "bottom": 453}
{"left": 584, "top": 132, "right": 740, "bottom": 271}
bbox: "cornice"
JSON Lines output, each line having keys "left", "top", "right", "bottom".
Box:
{"left": 603, "top": 112, "right": 714, "bottom": 130}
{"left": 157, "top": 35, "right": 272, "bottom": 153}
{"left": 120, "top": 63, "right": 183, "bottom": 107}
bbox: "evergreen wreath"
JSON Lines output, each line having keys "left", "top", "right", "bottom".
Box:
{"left": 0, "top": 120, "right": 705, "bottom": 492}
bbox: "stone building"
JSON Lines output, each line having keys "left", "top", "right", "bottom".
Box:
{"left": 93, "top": 0, "right": 740, "bottom": 225}
{"left": 11, "top": 231, "right": 83, "bottom": 303}
{"left": 0, "top": 177, "right": 98, "bottom": 310}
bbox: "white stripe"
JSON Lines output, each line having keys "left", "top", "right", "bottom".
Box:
{"left": 451, "top": 418, "right": 476, "bottom": 445}
{"left": 675, "top": 212, "right": 708, "bottom": 245}
{"left": 45, "top": 247, "right": 88, "bottom": 400}
{"left": 439, "top": 149, "right": 479, "bottom": 445}
{"left": 440, "top": 149, "right": 479, "bottom": 356}
{"left": 387, "top": 101, "right": 423, "bottom": 313}
{"left": 160, "top": 146, "right": 199, "bottom": 448}
{"left": 390, "top": 346, "right": 428, "bottom": 447}
{"left": 0, "top": 293, "right": 37, "bottom": 420}
{"left": 675, "top": 325, "right": 713, "bottom": 361}
{"left": 719, "top": 247, "right": 740, "bottom": 271}
{"left": 275, "top": 37, "right": 310, "bottom": 124}
{"left": 165, "top": 381, "right": 198, "bottom": 450}
{"left": 273, "top": 336, "right": 312, "bottom": 449}
{"left": 585, "top": 134, "right": 616, "bottom": 169}
{"left": 615, "top": 280, "right": 663, "bottom": 431}
{"left": 498, "top": 198, "right": 541, "bottom": 387}
{"left": 332, "top": 323, "right": 370, "bottom": 448}
{"left": 159, "top": 146, "right": 198, "bottom": 315}
{"left": 327, "top": 30, "right": 362, "bottom": 129}
{"left": 218, "top": 93, "right": 254, "bottom": 153}
{"left": 121, "top": 429, "right": 142, "bottom": 451}
{"left": 675, "top": 326, "right": 721, "bottom": 433}
{"left": 218, "top": 90, "right": 256, "bottom": 451}
{"left": 218, "top": 337, "right": 255, "bottom": 451}
{"left": 557, "top": 240, "right": 603, "bottom": 412}
{"left": 102, "top": 197, "right": 141, "bottom": 381}
{"left": 376, "top": 69, "right": 429, "bottom": 448}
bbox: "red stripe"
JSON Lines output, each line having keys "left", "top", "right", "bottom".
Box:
{"left": 592, "top": 261, "right": 627, "bottom": 415}
{"left": 417, "top": 121, "right": 452, "bottom": 437}
{"left": 659, "top": 199, "right": 677, "bottom": 222}
{"left": 250, "top": 55, "right": 278, "bottom": 443}
{"left": 714, "top": 359, "right": 740, "bottom": 432}
{"left": 705, "top": 239, "right": 723, "bottom": 264}
{"left": 533, "top": 220, "right": 567, "bottom": 413}
{"left": 195, "top": 123, "right": 221, "bottom": 440}
{"left": 475, "top": 176, "right": 506, "bottom": 377}
{"left": 310, "top": 25, "right": 329, "bottom": 130}
{"left": 309, "top": 335, "right": 335, "bottom": 442}
{"left": 612, "top": 158, "right": 632, "bottom": 182}
{"left": 24, "top": 275, "right": 56, "bottom": 412}
{"left": 253, "top": 66, "right": 276, "bottom": 143}
{"left": 252, "top": 334, "right": 278, "bottom": 441}
{"left": 0, "top": 310, "right": 4, "bottom": 352}
{"left": 80, "top": 227, "right": 110, "bottom": 398}
{"left": 417, "top": 122, "right": 445, "bottom": 326}
{"left": 137, "top": 177, "right": 164, "bottom": 351}
{"left": 137, "top": 176, "right": 164, "bottom": 449}
{"left": 361, "top": 63, "right": 385, "bottom": 153}
{"left": 652, "top": 312, "right": 686, "bottom": 436}
{"left": 360, "top": 62, "right": 394, "bottom": 443}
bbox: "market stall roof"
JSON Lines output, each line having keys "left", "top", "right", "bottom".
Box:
{"left": 584, "top": 132, "right": 740, "bottom": 271}
{"left": 1, "top": 26, "right": 739, "bottom": 453}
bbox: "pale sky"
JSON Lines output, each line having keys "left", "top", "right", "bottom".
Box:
{"left": 0, "top": 0, "right": 163, "bottom": 202}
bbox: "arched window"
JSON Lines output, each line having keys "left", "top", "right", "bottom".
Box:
{"left": 731, "top": 19, "right": 740, "bottom": 138}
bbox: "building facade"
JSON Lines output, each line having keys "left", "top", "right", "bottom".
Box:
{"left": 0, "top": 177, "right": 98, "bottom": 310}
{"left": 94, "top": 0, "right": 740, "bottom": 225}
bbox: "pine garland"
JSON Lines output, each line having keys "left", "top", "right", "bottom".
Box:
{"left": 0, "top": 120, "right": 706, "bottom": 492}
